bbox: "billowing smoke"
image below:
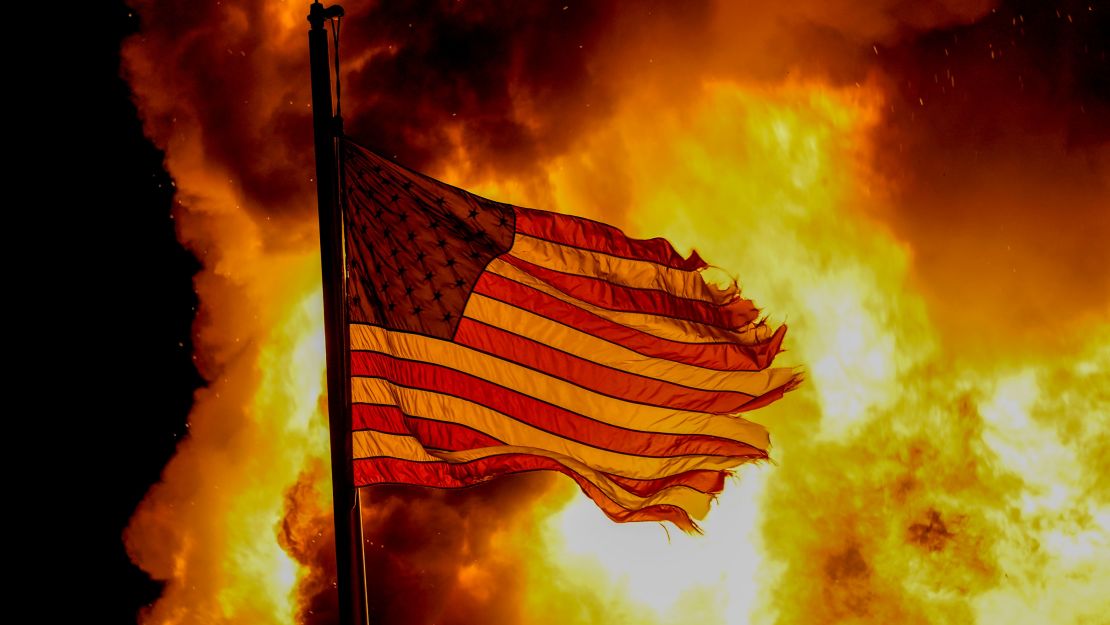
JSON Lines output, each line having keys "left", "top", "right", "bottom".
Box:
{"left": 121, "top": 1, "right": 1107, "bottom": 624}
{"left": 872, "top": 1, "right": 1108, "bottom": 349}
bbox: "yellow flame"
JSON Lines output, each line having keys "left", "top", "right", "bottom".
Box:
{"left": 124, "top": 167, "right": 331, "bottom": 623}
{"left": 125, "top": 7, "right": 1108, "bottom": 619}
{"left": 471, "top": 79, "right": 1109, "bottom": 625}
{"left": 972, "top": 338, "right": 1110, "bottom": 624}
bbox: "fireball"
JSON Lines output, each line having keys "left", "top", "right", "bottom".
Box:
{"left": 121, "top": 2, "right": 1108, "bottom": 624}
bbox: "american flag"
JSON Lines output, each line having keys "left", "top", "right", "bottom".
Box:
{"left": 342, "top": 138, "right": 798, "bottom": 532}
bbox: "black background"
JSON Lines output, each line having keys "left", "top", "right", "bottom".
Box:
{"left": 88, "top": 4, "right": 202, "bottom": 621}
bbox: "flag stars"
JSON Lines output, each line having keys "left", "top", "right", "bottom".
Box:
{"left": 344, "top": 146, "right": 515, "bottom": 337}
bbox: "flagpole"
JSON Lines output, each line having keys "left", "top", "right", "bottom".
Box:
{"left": 308, "top": 3, "right": 367, "bottom": 625}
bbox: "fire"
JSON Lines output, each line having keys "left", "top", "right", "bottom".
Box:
{"left": 515, "top": 81, "right": 1109, "bottom": 625}
{"left": 123, "top": 197, "right": 332, "bottom": 623}
{"left": 121, "top": 1, "right": 1108, "bottom": 624}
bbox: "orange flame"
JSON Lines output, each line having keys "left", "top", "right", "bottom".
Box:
{"left": 122, "top": 1, "right": 1108, "bottom": 624}
{"left": 518, "top": 81, "right": 1109, "bottom": 625}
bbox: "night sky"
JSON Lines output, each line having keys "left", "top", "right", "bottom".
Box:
{"left": 96, "top": 4, "right": 201, "bottom": 622}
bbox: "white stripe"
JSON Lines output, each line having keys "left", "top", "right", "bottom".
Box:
{"left": 486, "top": 257, "right": 766, "bottom": 345}
{"left": 353, "top": 430, "right": 440, "bottom": 462}
{"left": 461, "top": 295, "right": 794, "bottom": 395}
{"left": 353, "top": 430, "right": 719, "bottom": 516}
{"left": 352, "top": 379, "right": 756, "bottom": 479}
{"left": 511, "top": 233, "right": 738, "bottom": 304}
{"left": 350, "top": 324, "right": 772, "bottom": 446}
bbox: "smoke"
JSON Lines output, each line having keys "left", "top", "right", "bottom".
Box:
{"left": 121, "top": 0, "right": 1107, "bottom": 623}
{"left": 120, "top": 0, "right": 1008, "bottom": 217}
{"left": 122, "top": 5, "right": 680, "bottom": 621}
{"left": 871, "top": 1, "right": 1109, "bottom": 351}
{"left": 122, "top": 1, "right": 720, "bottom": 223}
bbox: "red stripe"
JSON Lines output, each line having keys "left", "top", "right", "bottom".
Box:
{"left": 728, "top": 377, "right": 801, "bottom": 413}
{"left": 354, "top": 455, "right": 700, "bottom": 532}
{"left": 353, "top": 404, "right": 504, "bottom": 448}
{"left": 353, "top": 404, "right": 410, "bottom": 434}
{"left": 454, "top": 317, "right": 764, "bottom": 413}
{"left": 352, "top": 407, "right": 729, "bottom": 497}
{"left": 474, "top": 271, "right": 786, "bottom": 372}
{"left": 605, "top": 470, "right": 727, "bottom": 497}
{"left": 514, "top": 206, "right": 707, "bottom": 272}
{"left": 501, "top": 253, "right": 758, "bottom": 330}
{"left": 351, "top": 351, "right": 765, "bottom": 459}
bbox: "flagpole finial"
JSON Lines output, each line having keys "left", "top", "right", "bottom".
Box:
{"left": 308, "top": 1, "right": 344, "bottom": 28}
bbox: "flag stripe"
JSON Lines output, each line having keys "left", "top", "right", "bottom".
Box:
{"left": 352, "top": 403, "right": 729, "bottom": 496}
{"left": 351, "top": 324, "right": 774, "bottom": 443}
{"left": 353, "top": 455, "right": 701, "bottom": 531}
{"left": 486, "top": 257, "right": 768, "bottom": 346}
{"left": 351, "top": 350, "right": 762, "bottom": 458}
{"left": 353, "top": 404, "right": 499, "bottom": 447}
{"left": 353, "top": 429, "right": 440, "bottom": 462}
{"left": 453, "top": 317, "right": 757, "bottom": 413}
{"left": 513, "top": 206, "right": 707, "bottom": 272}
{"left": 462, "top": 296, "right": 794, "bottom": 396}
{"left": 352, "top": 379, "right": 762, "bottom": 479}
{"left": 607, "top": 469, "right": 726, "bottom": 497}
{"left": 351, "top": 430, "right": 728, "bottom": 520}
{"left": 510, "top": 233, "right": 740, "bottom": 307}
{"left": 500, "top": 252, "right": 755, "bottom": 330}
{"left": 473, "top": 274, "right": 785, "bottom": 371}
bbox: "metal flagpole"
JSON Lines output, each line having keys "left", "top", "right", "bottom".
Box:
{"left": 307, "top": 2, "right": 367, "bottom": 624}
